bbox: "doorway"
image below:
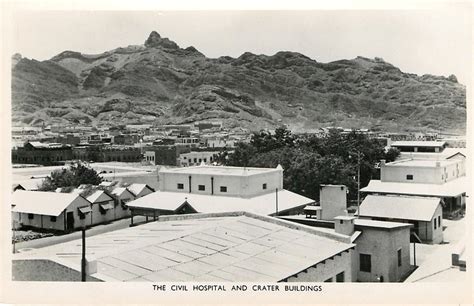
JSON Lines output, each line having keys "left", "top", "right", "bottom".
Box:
{"left": 66, "top": 212, "right": 75, "bottom": 231}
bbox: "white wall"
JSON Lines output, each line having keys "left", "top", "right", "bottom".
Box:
{"left": 159, "top": 169, "right": 283, "bottom": 198}
{"left": 16, "top": 196, "right": 93, "bottom": 231}
{"left": 381, "top": 165, "right": 442, "bottom": 184}
{"left": 381, "top": 159, "right": 465, "bottom": 184}
{"left": 355, "top": 227, "right": 411, "bottom": 282}
{"left": 286, "top": 249, "right": 353, "bottom": 282}
{"left": 320, "top": 185, "right": 347, "bottom": 220}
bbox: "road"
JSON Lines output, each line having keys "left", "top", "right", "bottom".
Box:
{"left": 14, "top": 215, "right": 146, "bottom": 251}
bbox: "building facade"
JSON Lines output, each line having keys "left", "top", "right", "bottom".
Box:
{"left": 158, "top": 165, "right": 284, "bottom": 198}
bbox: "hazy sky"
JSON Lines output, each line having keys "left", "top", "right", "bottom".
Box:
{"left": 10, "top": 8, "right": 472, "bottom": 84}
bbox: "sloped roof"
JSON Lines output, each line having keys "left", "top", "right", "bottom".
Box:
{"left": 358, "top": 194, "right": 441, "bottom": 222}
{"left": 118, "top": 183, "right": 152, "bottom": 197}
{"left": 12, "top": 190, "right": 88, "bottom": 216}
{"left": 12, "top": 178, "right": 45, "bottom": 191}
{"left": 126, "top": 189, "right": 314, "bottom": 216}
{"left": 13, "top": 212, "right": 354, "bottom": 282}
{"left": 361, "top": 177, "right": 468, "bottom": 197}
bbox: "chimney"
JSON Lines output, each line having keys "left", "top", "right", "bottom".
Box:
{"left": 320, "top": 185, "right": 347, "bottom": 220}
{"left": 334, "top": 216, "right": 357, "bottom": 236}
{"left": 380, "top": 159, "right": 386, "bottom": 166}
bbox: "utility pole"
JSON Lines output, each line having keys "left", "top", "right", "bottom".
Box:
{"left": 357, "top": 151, "right": 361, "bottom": 217}
{"left": 275, "top": 188, "right": 279, "bottom": 216}
{"left": 81, "top": 227, "right": 86, "bottom": 282}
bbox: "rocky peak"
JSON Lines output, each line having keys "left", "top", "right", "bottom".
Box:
{"left": 144, "top": 31, "right": 179, "bottom": 49}
{"left": 12, "top": 53, "right": 22, "bottom": 68}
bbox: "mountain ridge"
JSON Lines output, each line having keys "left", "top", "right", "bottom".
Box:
{"left": 11, "top": 31, "right": 466, "bottom": 133}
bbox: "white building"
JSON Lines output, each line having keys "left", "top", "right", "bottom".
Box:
{"left": 12, "top": 190, "right": 92, "bottom": 232}
{"left": 363, "top": 158, "right": 468, "bottom": 216}
{"left": 12, "top": 211, "right": 355, "bottom": 282}
{"left": 358, "top": 194, "right": 444, "bottom": 244}
{"left": 127, "top": 165, "right": 314, "bottom": 221}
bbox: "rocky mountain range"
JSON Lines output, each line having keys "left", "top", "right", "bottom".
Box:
{"left": 12, "top": 31, "right": 466, "bottom": 133}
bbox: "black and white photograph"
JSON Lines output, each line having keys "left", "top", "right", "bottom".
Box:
{"left": 0, "top": 0, "right": 472, "bottom": 304}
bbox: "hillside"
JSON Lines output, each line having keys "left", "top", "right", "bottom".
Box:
{"left": 11, "top": 31, "right": 466, "bottom": 133}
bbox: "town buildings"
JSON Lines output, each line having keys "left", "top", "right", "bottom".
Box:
{"left": 362, "top": 157, "right": 467, "bottom": 216}
{"left": 11, "top": 142, "right": 73, "bottom": 165}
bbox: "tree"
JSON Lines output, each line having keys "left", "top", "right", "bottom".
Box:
{"left": 224, "top": 129, "right": 389, "bottom": 201}
{"left": 39, "top": 162, "right": 102, "bottom": 191}
{"left": 385, "top": 147, "right": 400, "bottom": 162}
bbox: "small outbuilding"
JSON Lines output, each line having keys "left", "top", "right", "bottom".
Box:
{"left": 358, "top": 194, "right": 443, "bottom": 244}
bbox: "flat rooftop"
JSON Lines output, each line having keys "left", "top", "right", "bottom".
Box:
{"left": 14, "top": 212, "right": 354, "bottom": 282}
{"left": 391, "top": 141, "right": 446, "bottom": 147}
{"left": 159, "top": 165, "right": 280, "bottom": 176}
{"left": 386, "top": 159, "right": 459, "bottom": 168}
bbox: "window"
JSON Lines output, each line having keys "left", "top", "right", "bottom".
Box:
{"left": 50, "top": 216, "right": 57, "bottom": 222}
{"left": 177, "top": 183, "right": 184, "bottom": 190}
{"left": 434, "top": 217, "right": 438, "bottom": 229}
{"left": 397, "top": 249, "right": 402, "bottom": 267}
{"left": 28, "top": 213, "right": 34, "bottom": 220}
{"left": 438, "top": 216, "right": 441, "bottom": 228}
{"left": 194, "top": 158, "right": 197, "bottom": 163}
{"left": 79, "top": 212, "right": 86, "bottom": 220}
{"left": 336, "top": 271, "right": 345, "bottom": 282}
{"left": 360, "top": 254, "right": 371, "bottom": 272}
{"left": 262, "top": 183, "right": 267, "bottom": 190}
{"left": 339, "top": 220, "right": 343, "bottom": 224}
{"left": 198, "top": 185, "right": 205, "bottom": 191}
{"left": 406, "top": 174, "right": 413, "bottom": 180}
{"left": 220, "top": 186, "right": 227, "bottom": 192}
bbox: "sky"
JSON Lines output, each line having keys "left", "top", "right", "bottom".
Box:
{"left": 9, "top": 8, "right": 472, "bottom": 85}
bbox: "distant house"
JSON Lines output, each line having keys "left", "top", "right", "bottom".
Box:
{"left": 390, "top": 141, "right": 447, "bottom": 153}
{"left": 12, "top": 190, "right": 92, "bottom": 232}
{"left": 358, "top": 194, "right": 443, "bottom": 244}
{"left": 12, "top": 141, "right": 73, "bottom": 165}
{"left": 123, "top": 183, "right": 155, "bottom": 198}
{"left": 12, "top": 184, "right": 25, "bottom": 192}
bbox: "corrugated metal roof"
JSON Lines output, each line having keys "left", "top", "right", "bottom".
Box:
{"left": 358, "top": 194, "right": 441, "bottom": 222}
{"left": 12, "top": 190, "right": 85, "bottom": 216}
{"left": 361, "top": 177, "right": 468, "bottom": 197}
{"left": 126, "top": 189, "right": 314, "bottom": 215}
{"left": 14, "top": 213, "right": 353, "bottom": 282}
